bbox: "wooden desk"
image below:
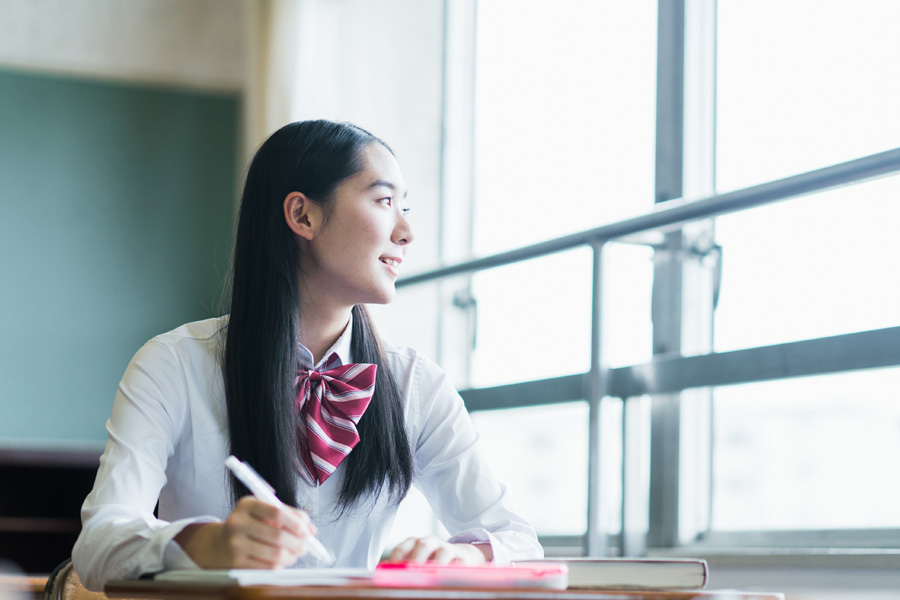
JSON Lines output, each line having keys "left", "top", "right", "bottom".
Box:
{"left": 106, "top": 580, "right": 784, "bottom": 600}
{"left": 0, "top": 573, "right": 48, "bottom": 600}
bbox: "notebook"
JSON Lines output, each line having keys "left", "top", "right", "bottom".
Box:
{"left": 513, "top": 558, "right": 708, "bottom": 590}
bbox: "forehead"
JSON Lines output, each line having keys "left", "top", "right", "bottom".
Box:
{"left": 352, "top": 143, "right": 407, "bottom": 195}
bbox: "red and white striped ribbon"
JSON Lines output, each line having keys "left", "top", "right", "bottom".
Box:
{"left": 295, "top": 359, "right": 376, "bottom": 485}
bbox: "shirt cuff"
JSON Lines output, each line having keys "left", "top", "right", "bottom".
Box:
{"left": 446, "top": 528, "right": 509, "bottom": 565}
{"left": 157, "top": 516, "right": 218, "bottom": 572}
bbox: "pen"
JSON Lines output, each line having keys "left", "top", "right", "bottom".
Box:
{"left": 224, "top": 455, "right": 336, "bottom": 566}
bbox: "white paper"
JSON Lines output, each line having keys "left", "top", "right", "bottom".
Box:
{"left": 154, "top": 568, "right": 372, "bottom": 587}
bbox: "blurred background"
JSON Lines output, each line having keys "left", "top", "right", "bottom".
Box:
{"left": 1, "top": 1, "right": 899, "bottom": 599}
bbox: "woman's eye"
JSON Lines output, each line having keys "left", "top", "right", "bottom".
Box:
{"left": 379, "top": 196, "right": 393, "bottom": 206}
{"left": 400, "top": 207, "right": 412, "bottom": 217}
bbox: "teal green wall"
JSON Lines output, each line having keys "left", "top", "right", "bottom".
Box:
{"left": 0, "top": 69, "right": 239, "bottom": 445}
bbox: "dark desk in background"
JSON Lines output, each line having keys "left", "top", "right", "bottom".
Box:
{"left": 0, "top": 449, "right": 101, "bottom": 574}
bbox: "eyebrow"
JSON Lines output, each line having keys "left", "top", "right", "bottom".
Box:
{"left": 368, "top": 180, "right": 409, "bottom": 198}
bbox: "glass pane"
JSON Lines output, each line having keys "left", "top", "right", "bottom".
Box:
{"left": 717, "top": 0, "right": 900, "bottom": 191}
{"left": 606, "top": 242, "right": 654, "bottom": 368}
{"left": 470, "top": 248, "right": 593, "bottom": 388}
{"left": 599, "top": 397, "right": 623, "bottom": 537}
{"left": 711, "top": 367, "right": 900, "bottom": 530}
{"left": 623, "top": 396, "right": 651, "bottom": 537}
{"left": 470, "top": 402, "right": 589, "bottom": 536}
{"left": 714, "top": 175, "right": 900, "bottom": 352}
{"left": 473, "top": 0, "right": 657, "bottom": 256}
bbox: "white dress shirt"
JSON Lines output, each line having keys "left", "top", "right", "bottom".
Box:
{"left": 72, "top": 316, "right": 542, "bottom": 591}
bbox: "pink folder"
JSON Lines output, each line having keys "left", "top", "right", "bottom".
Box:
{"left": 372, "top": 561, "right": 568, "bottom": 589}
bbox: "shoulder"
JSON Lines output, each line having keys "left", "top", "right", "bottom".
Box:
{"left": 149, "top": 316, "right": 228, "bottom": 351}
{"left": 138, "top": 316, "right": 227, "bottom": 360}
{"left": 118, "top": 316, "right": 228, "bottom": 417}
{"left": 380, "top": 339, "right": 464, "bottom": 425}
{"left": 125, "top": 316, "right": 228, "bottom": 386}
{"left": 380, "top": 339, "right": 446, "bottom": 390}
{"left": 380, "top": 339, "right": 418, "bottom": 370}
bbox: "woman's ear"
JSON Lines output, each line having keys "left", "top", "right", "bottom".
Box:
{"left": 283, "top": 192, "right": 321, "bottom": 240}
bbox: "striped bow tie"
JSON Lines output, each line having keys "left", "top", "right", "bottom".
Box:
{"left": 295, "top": 360, "right": 377, "bottom": 485}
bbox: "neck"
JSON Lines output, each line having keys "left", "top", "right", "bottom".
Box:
{"left": 297, "top": 299, "right": 352, "bottom": 366}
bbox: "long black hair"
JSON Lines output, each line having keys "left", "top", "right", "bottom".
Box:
{"left": 223, "top": 120, "right": 413, "bottom": 513}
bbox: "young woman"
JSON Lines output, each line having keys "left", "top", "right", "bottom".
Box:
{"left": 72, "top": 120, "right": 542, "bottom": 591}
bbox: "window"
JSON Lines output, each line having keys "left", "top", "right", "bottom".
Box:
{"left": 713, "top": 176, "right": 900, "bottom": 351}
{"left": 469, "top": 249, "right": 594, "bottom": 388}
{"left": 473, "top": 0, "right": 657, "bottom": 255}
{"left": 711, "top": 367, "right": 900, "bottom": 532}
{"left": 467, "top": 0, "right": 657, "bottom": 549}
{"left": 471, "top": 403, "right": 590, "bottom": 536}
{"left": 470, "top": 0, "right": 657, "bottom": 382}
{"left": 701, "top": 0, "right": 900, "bottom": 545}
{"left": 716, "top": 0, "right": 900, "bottom": 191}
{"left": 391, "top": 0, "right": 900, "bottom": 560}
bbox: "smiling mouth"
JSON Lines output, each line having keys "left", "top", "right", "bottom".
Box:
{"left": 379, "top": 258, "right": 401, "bottom": 268}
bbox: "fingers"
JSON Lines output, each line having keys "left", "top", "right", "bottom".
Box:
{"left": 241, "top": 497, "right": 316, "bottom": 538}
{"left": 222, "top": 497, "right": 316, "bottom": 568}
{"left": 429, "top": 544, "right": 458, "bottom": 565}
{"left": 388, "top": 537, "right": 486, "bottom": 565}
{"left": 225, "top": 534, "right": 300, "bottom": 569}
{"left": 389, "top": 535, "right": 440, "bottom": 562}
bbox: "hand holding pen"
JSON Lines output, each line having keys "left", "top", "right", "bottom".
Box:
{"left": 225, "top": 455, "right": 336, "bottom": 566}
{"left": 174, "top": 456, "right": 334, "bottom": 569}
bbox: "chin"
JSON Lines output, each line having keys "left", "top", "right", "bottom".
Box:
{"left": 358, "top": 287, "right": 396, "bottom": 306}
{"left": 373, "top": 290, "right": 396, "bottom": 305}
{"left": 374, "top": 285, "right": 397, "bottom": 305}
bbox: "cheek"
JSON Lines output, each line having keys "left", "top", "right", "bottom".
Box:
{"left": 352, "top": 215, "right": 390, "bottom": 248}
{"left": 326, "top": 227, "right": 378, "bottom": 266}
{"left": 322, "top": 209, "right": 388, "bottom": 261}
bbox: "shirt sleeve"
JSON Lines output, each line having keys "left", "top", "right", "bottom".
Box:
{"left": 409, "top": 355, "right": 544, "bottom": 564}
{"left": 72, "top": 340, "right": 217, "bottom": 591}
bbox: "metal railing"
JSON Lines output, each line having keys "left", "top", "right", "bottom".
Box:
{"left": 399, "top": 147, "right": 900, "bottom": 286}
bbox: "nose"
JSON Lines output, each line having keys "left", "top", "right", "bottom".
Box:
{"left": 393, "top": 211, "right": 415, "bottom": 246}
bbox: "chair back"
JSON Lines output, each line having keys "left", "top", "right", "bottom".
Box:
{"left": 42, "top": 560, "right": 107, "bottom": 600}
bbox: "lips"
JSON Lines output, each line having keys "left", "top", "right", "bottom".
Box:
{"left": 379, "top": 256, "right": 402, "bottom": 276}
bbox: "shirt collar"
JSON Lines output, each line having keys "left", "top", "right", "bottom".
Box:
{"left": 297, "top": 313, "right": 355, "bottom": 371}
